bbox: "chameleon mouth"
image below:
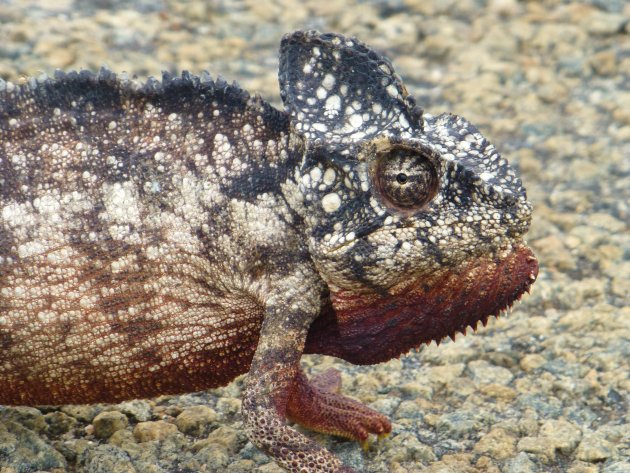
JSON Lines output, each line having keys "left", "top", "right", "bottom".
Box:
{"left": 305, "top": 244, "right": 538, "bottom": 364}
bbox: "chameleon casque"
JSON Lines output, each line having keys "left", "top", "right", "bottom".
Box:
{"left": 0, "top": 31, "right": 538, "bottom": 472}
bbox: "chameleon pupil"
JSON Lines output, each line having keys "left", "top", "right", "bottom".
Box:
{"left": 374, "top": 145, "right": 439, "bottom": 210}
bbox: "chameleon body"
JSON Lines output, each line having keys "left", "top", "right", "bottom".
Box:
{"left": 0, "top": 31, "right": 538, "bottom": 472}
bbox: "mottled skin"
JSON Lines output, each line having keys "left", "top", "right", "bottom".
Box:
{"left": 0, "top": 31, "right": 538, "bottom": 472}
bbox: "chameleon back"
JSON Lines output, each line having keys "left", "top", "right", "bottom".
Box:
{"left": 0, "top": 70, "right": 299, "bottom": 404}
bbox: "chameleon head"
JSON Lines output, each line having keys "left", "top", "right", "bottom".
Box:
{"left": 280, "top": 31, "right": 538, "bottom": 363}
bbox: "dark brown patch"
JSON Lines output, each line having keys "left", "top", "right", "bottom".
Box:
{"left": 0, "top": 330, "right": 14, "bottom": 350}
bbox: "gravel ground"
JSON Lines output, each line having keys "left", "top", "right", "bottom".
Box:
{"left": 0, "top": 0, "right": 628, "bottom": 472}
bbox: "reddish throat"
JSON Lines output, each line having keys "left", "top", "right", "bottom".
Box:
{"left": 306, "top": 244, "right": 539, "bottom": 364}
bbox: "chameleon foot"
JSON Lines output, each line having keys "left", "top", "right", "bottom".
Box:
{"left": 287, "top": 368, "right": 392, "bottom": 445}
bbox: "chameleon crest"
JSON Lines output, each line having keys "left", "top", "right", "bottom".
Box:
{"left": 0, "top": 31, "right": 537, "bottom": 472}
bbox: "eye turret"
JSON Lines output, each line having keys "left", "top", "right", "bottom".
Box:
{"left": 372, "top": 145, "right": 439, "bottom": 211}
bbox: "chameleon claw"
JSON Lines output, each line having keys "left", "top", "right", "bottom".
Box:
{"left": 361, "top": 431, "right": 389, "bottom": 451}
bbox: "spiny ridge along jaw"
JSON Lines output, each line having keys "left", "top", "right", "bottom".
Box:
{"left": 317, "top": 244, "right": 540, "bottom": 365}
{"left": 441, "top": 276, "right": 536, "bottom": 345}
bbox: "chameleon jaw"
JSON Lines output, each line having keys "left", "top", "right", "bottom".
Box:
{"left": 305, "top": 244, "right": 539, "bottom": 364}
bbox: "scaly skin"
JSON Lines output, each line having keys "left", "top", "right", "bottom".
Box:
{"left": 287, "top": 369, "right": 391, "bottom": 444}
{"left": 0, "top": 31, "right": 537, "bottom": 472}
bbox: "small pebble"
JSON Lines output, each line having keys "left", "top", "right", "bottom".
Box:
{"left": 133, "top": 420, "right": 178, "bottom": 442}
{"left": 91, "top": 411, "right": 129, "bottom": 440}
{"left": 175, "top": 405, "right": 218, "bottom": 437}
{"left": 576, "top": 434, "right": 617, "bottom": 463}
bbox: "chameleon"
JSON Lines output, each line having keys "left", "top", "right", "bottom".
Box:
{"left": 0, "top": 31, "right": 538, "bottom": 472}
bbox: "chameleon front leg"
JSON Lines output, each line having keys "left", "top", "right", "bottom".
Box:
{"left": 242, "top": 280, "right": 354, "bottom": 473}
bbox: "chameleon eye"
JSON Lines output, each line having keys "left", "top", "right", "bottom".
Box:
{"left": 374, "top": 146, "right": 439, "bottom": 210}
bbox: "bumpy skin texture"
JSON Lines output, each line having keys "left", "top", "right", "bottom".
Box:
{"left": 0, "top": 31, "right": 538, "bottom": 472}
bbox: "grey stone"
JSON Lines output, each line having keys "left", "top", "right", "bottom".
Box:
{"left": 517, "top": 436, "right": 556, "bottom": 462}
{"left": 387, "top": 432, "right": 437, "bottom": 462}
{"left": 80, "top": 444, "right": 137, "bottom": 473}
{"left": 583, "top": 11, "right": 627, "bottom": 36}
{"left": 0, "top": 421, "right": 66, "bottom": 470}
{"left": 44, "top": 410, "right": 78, "bottom": 436}
{"left": 192, "top": 425, "right": 243, "bottom": 454}
{"left": 473, "top": 427, "right": 516, "bottom": 460}
{"left": 193, "top": 443, "right": 230, "bottom": 469}
{"left": 117, "top": 400, "right": 153, "bottom": 422}
{"left": 227, "top": 460, "right": 257, "bottom": 472}
{"left": 539, "top": 418, "right": 582, "bottom": 454}
{"left": 604, "top": 462, "right": 630, "bottom": 473}
{"left": 175, "top": 405, "right": 218, "bottom": 437}
{"left": 61, "top": 405, "right": 103, "bottom": 423}
{"left": 394, "top": 400, "right": 423, "bottom": 420}
{"left": 1, "top": 407, "right": 47, "bottom": 433}
{"left": 516, "top": 394, "right": 563, "bottom": 418}
{"left": 576, "top": 434, "right": 618, "bottom": 462}
{"left": 215, "top": 396, "right": 242, "bottom": 416}
{"left": 468, "top": 360, "right": 514, "bottom": 385}
{"left": 504, "top": 452, "right": 539, "bottom": 473}
{"left": 436, "top": 411, "right": 482, "bottom": 439}
{"left": 133, "top": 421, "right": 178, "bottom": 443}
{"left": 92, "top": 411, "right": 129, "bottom": 440}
